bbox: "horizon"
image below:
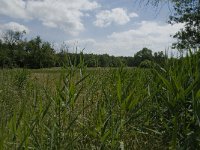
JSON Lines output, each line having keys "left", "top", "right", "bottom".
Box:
{"left": 0, "top": 0, "right": 183, "bottom": 56}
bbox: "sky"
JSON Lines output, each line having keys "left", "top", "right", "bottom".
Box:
{"left": 0, "top": 0, "right": 184, "bottom": 56}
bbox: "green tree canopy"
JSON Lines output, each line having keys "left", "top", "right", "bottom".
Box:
{"left": 147, "top": 0, "right": 200, "bottom": 50}
{"left": 26, "top": 36, "right": 55, "bottom": 68}
{"left": 133, "top": 47, "right": 153, "bottom": 66}
{"left": 170, "top": 0, "right": 200, "bottom": 50}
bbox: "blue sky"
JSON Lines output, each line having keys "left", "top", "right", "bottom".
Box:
{"left": 0, "top": 0, "right": 183, "bottom": 56}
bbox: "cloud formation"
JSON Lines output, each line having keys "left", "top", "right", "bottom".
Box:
{"left": 0, "top": 0, "right": 30, "bottom": 19}
{"left": 94, "top": 8, "right": 138, "bottom": 27}
{"left": 0, "top": 22, "right": 30, "bottom": 34}
{"left": 102, "top": 21, "right": 184, "bottom": 55}
{"left": 0, "top": 0, "right": 99, "bottom": 35}
{"left": 65, "top": 21, "right": 184, "bottom": 56}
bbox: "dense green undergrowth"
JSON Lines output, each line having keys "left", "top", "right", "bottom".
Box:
{"left": 0, "top": 51, "right": 200, "bottom": 149}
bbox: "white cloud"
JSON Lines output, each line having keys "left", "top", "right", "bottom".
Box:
{"left": 0, "top": 0, "right": 30, "bottom": 19}
{"left": 129, "top": 12, "right": 138, "bottom": 18}
{"left": 65, "top": 21, "right": 184, "bottom": 56}
{"left": 0, "top": 0, "right": 100, "bottom": 35}
{"left": 107, "top": 21, "right": 184, "bottom": 53}
{"left": 0, "top": 22, "right": 30, "bottom": 34}
{"left": 94, "top": 8, "right": 138, "bottom": 27}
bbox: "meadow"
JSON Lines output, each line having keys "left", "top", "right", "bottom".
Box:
{"left": 0, "top": 52, "right": 200, "bottom": 149}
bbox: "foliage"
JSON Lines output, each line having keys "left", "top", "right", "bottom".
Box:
{"left": 139, "top": 59, "right": 152, "bottom": 68}
{"left": 133, "top": 47, "right": 153, "bottom": 66}
{"left": 0, "top": 31, "right": 56, "bottom": 68}
{"left": 0, "top": 30, "right": 165, "bottom": 68}
{"left": 25, "top": 36, "right": 56, "bottom": 68}
{"left": 147, "top": 0, "right": 200, "bottom": 50}
{"left": 0, "top": 50, "right": 200, "bottom": 149}
{"left": 170, "top": 0, "right": 200, "bottom": 50}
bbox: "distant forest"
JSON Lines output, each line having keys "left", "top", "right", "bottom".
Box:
{"left": 0, "top": 30, "right": 166, "bottom": 68}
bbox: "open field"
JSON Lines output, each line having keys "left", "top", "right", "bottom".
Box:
{"left": 0, "top": 0, "right": 199, "bottom": 149}
{"left": 0, "top": 54, "right": 200, "bottom": 149}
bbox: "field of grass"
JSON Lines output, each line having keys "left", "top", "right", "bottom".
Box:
{"left": 0, "top": 53, "right": 200, "bottom": 149}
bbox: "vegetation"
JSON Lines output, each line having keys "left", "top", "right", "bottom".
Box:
{"left": 0, "top": 49, "right": 200, "bottom": 149}
{"left": 148, "top": 0, "right": 200, "bottom": 50}
{"left": 170, "top": 0, "right": 200, "bottom": 49}
{"left": 0, "top": 30, "right": 165, "bottom": 69}
{"left": 0, "top": 1, "right": 199, "bottom": 149}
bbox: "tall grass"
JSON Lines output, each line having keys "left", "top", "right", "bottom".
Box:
{"left": 0, "top": 50, "right": 199, "bottom": 149}
{"left": 152, "top": 50, "right": 200, "bottom": 149}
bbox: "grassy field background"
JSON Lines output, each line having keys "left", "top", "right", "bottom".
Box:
{"left": 0, "top": 52, "right": 200, "bottom": 149}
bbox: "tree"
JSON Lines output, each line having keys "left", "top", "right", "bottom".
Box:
{"left": 173, "top": 0, "right": 200, "bottom": 49}
{"left": 2, "top": 30, "right": 26, "bottom": 45}
{"left": 145, "top": 0, "right": 200, "bottom": 50}
{"left": 169, "top": 0, "right": 200, "bottom": 50}
{"left": 154, "top": 51, "right": 166, "bottom": 66}
{"left": 26, "top": 36, "right": 55, "bottom": 68}
{"left": 133, "top": 48, "right": 153, "bottom": 66}
{"left": 0, "top": 39, "right": 12, "bottom": 68}
{"left": 1, "top": 30, "right": 27, "bottom": 67}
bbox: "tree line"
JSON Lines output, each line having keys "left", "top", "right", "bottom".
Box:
{"left": 1, "top": 0, "right": 199, "bottom": 69}
{"left": 0, "top": 30, "right": 166, "bottom": 69}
